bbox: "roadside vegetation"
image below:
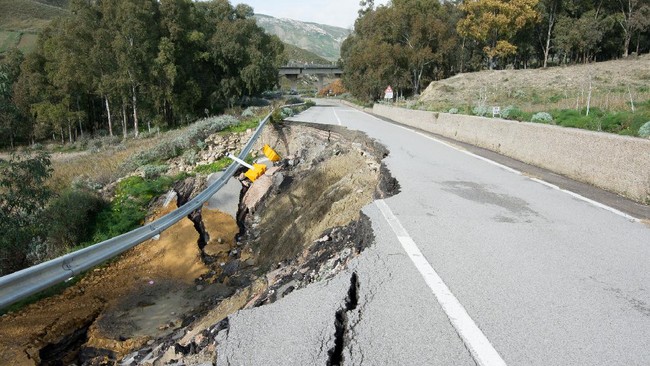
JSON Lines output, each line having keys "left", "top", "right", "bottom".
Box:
{"left": 341, "top": 0, "right": 650, "bottom": 137}
{"left": 0, "top": 96, "right": 313, "bottom": 278}
{"left": 0, "top": 0, "right": 285, "bottom": 150}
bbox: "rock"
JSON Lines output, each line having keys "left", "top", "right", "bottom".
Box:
{"left": 196, "top": 285, "right": 204, "bottom": 292}
{"left": 241, "top": 175, "right": 273, "bottom": 211}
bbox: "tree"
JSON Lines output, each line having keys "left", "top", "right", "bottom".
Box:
{"left": 615, "top": 0, "right": 650, "bottom": 57}
{"left": 457, "top": 0, "right": 540, "bottom": 69}
{"left": 0, "top": 152, "right": 52, "bottom": 275}
{"left": 536, "top": 0, "right": 563, "bottom": 67}
{"left": 341, "top": 0, "right": 457, "bottom": 99}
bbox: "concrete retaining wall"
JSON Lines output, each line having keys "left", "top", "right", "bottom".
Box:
{"left": 372, "top": 103, "right": 650, "bottom": 204}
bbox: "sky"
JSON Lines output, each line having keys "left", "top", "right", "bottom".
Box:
{"left": 234, "top": 0, "right": 391, "bottom": 29}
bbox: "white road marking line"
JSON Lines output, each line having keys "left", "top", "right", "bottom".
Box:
{"left": 375, "top": 199, "right": 508, "bottom": 366}
{"left": 348, "top": 106, "right": 641, "bottom": 223}
{"left": 333, "top": 108, "right": 343, "bottom": 126}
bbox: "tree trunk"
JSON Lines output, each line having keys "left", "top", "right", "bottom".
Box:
{"left": 122, "top": 101, "right": 128, "bottom": 139}
{"left": 68, "top": 122, "right": 73, "bottom": 144}
{"left": 76, "top": 97, "right": 83, "bottom": 138}
{"left": 105, "top": 96, "right": 113, "bottom": 137}
{"left": 543, "top": 9, "right": 555, "bottom": 68}
{"left": 623, "top": 32, "right": 631, "bottom": 57}
{"left": 460, "top": 37, "right": 466, "bottom": 73}
{"left": 132, "top": 84, "right": 139, "bottom": 138}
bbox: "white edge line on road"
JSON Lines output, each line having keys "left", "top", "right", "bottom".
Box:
{"left": 333, "top": 108, "right": 343, "bottom": 126}
{"left": 375, "top": 199, "right": 507, "bottom": 366}
{"left": 356, "top": 108, "right": 640, "bottom": 223}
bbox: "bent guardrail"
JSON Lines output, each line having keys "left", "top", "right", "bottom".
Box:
{"left": 0, "top": 104, "right": 302, "bottom": 310}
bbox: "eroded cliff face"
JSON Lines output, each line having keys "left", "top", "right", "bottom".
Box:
{"left": 0, "top": 122, "right": 398, "bottom": 366}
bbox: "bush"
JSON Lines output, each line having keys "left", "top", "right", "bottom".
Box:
{"left": 270, "top": 109, "right": 283, "bottom": 123}
{"left": 71, "top": 175, "right": 103, "bottom": 190}
{"left": 45, "top": 189, "right": 106, "bottom": 253}
{"left": 121, "top": 115, "right": 238, "bottom": 172}
{"left": 448, "top": 108, "right": 459, "bottom": 114}
{"left": 472, "top": 105, "right": 488, "bottom": 117}
{"left": 285, "top": 97, "right": 304, "bottom": 105}
{"left": 242, "top": 107, "right": 258, "bottom": 118}
{"left": 639, "top": 121, "right": 650, "bottom": 138}
{"left": 501, "top": 105, "right": 527, "bottom": 120}
{"left": 531, "top": 112, "right": 553, "bottom": 124}
{"left": 141, "top": 164, "right": 169, "bottom": 179}
{"left": 281, "top": 107, "right": 295, "bottom": 118}
{"left": 92, "top": 175, "right": 175, "bottom": 243}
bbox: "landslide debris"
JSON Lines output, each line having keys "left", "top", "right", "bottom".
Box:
{"left": 0, "top": 121, "right": 397, "bottom": 366}
{"left": 118, "top": 122, "right": 397, "bottom": 365}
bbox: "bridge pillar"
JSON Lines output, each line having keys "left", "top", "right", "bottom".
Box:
{"left": 317, "top": 75, "right": 325, "bottom": 92}
{"left": 286, "top": 74, "right": 299, "bottom": 92}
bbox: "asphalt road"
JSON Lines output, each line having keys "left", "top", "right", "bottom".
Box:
{"left": 216, "top": 100, "right": 650, "bottom": 365}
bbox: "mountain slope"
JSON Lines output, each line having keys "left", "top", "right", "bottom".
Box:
{"left": 254, "top": 14, "right": 349, "bottom": 62}
{"left": 0, "top": 0, "right": 67, "bottom": 31}
{"left": 282, "top": 42, "right": 329, "bottom": 65}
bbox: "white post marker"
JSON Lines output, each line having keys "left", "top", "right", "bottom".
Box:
{"left": 227, "top": 153, "right": 254, "bottom": 170}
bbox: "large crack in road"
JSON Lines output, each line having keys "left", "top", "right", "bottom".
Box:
{"left": 0, "top": 121, "right": 398, "bottom": 365}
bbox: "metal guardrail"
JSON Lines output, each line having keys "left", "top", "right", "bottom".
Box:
{"left": 0, "top": 104, "right": 303, "bottom": 310}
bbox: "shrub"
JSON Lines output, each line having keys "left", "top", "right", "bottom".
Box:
{"left": 285, "top": 97, "right": 304, "bottom": 105}
{"left": 501, "top": 105, "right": 527, "bottom": 121}
{"left": 242, "top": 107, "right": 257, "bottom": 118}
{"left": 141, "top": 164, "right": 169, "bottom": 179}
{"left": 270, "top": 109, "right": 283, "bottom": 123}
{"left": 121, "top": 115, "right": 238, "bottom": 172}
{"left": 281, "top": 107, "right": 295, "bottom": 118}
{"left": 472, "top": 105, "right": 488, "bottom": 117}
{"left": 448, "top": 108, "right": 459, "bottom": 114}
{"left": 71, "top": 175, "right": 103, "bottom": 190}
{"left": 92, "top": 175, "right": 175, "bottom": 243}
{"left": 531, "top": 112, "right": 553, "bottom": 124}
{"left": 639, "top": 121, "right": 650, "bottom": 138}
{"left": 45, "top": 189, "right": 106, "bottom": 254}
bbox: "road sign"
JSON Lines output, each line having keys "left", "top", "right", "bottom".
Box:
{"left": 384, "top": 86, "right": 394, "bottom": 100}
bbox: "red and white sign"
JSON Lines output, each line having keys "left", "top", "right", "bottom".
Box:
{"left": 384, "top": 85, "right": 394, "bottom": 100}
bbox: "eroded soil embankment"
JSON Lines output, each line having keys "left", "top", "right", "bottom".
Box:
{"left": 0, "top": 122, "right": 398, "bottom": 365}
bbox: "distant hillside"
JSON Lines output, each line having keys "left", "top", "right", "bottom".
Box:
{"left": 0, "top": 0, "right": 67, "bottom": 31}
{"left": 282, "top": 42, "right": 329, "bottom": 65}
{"left": 0, "top": 0, "right": 67, "bottom": 55}
{"left": 254, "top": 14, "right": 349, "bottom": 62}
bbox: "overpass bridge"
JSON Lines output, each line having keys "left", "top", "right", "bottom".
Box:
{"left": 279, "top": 64, "right": 343, "bottom": 91}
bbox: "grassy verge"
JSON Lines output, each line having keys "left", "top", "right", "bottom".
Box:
{"left": 407, "top": 99, "right": 650, "bottom": 137}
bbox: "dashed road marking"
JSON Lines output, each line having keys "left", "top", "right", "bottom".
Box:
{"left": 375, "top": 199, "right": 508, "bottom": 366}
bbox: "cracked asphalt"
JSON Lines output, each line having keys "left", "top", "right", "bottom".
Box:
{"left": 214, "top": 100, "right": 650, "bottom": 365}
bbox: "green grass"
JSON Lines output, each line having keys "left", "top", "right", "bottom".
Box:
{"left": 195, "top": 157, "right": 232, "bottom": 174}
{"left": 90, "top": 174, "right": 184, "bottom": 243}
{"left": 0, "top": 30, "right": 20, "bottom": 53}
{"left": 220, "top": 117, "right": 260, "bottom": 134}
{"left": 550, "top": 101, "right": 650, "bottom": 135}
